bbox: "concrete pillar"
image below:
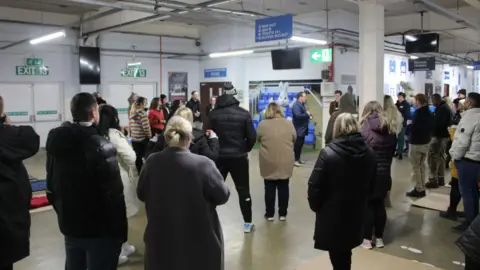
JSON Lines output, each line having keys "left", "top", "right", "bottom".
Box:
{"left": 358, "top": 0, "right": 385, "bottom": 113}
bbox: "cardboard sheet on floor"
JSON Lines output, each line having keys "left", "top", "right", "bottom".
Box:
{"left": 412, "top": 192, "right": 464, "bottom": 212}
{"left": 296, "top": 248, "right": 443, "bottom": 270}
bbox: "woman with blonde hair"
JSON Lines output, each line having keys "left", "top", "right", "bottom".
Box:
{"left": 308, "top": 113, "right": 376, "bottom": 270}
{"left": 359, "top": 101, "right": 396, "bottom": 249}
{"left": 257, "top": 102, "right": 296, "bottom": 221}
{"left": 383, "top": 95, "right": 403, "bottom": 135}
{"left": 0, "top": 96, "right": 12, "bottom": 125}
{"left": 129, "top": 96, "right": 151, "bottom": 171}
{"left": 138, "top": 116, "right": 229, "bottom": 270}
{"left": 147, "top": 107, "right": 219, "bottom": 161}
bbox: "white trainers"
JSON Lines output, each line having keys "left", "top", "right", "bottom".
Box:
{"left": 244, "top": 223, "right": 255, "bottom": 233}
{"left": 375, "top": 238, "right": 385, "bottom": 248}
{"left": 121, "top": 243, "right": 136, "bottom": 257}
{"left": 118, "top": 255, "right": 129, "bottom": 265}
{"left": 279, "top": 216, "right": 287, "bottom": 221}
{"left": 360, "top": 239, "right": 373, "bottom": 249}
{"left": 294, "top": 161, "right": 302, "bottom": 167}
{"left": 265, "top": 216, "right": 275, "bottom": 222}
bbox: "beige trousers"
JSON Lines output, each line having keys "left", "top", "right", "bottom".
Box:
{"left": 410, "top": 144, "right": 430, "bottom": 192}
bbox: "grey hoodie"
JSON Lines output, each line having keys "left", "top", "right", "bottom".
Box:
{"left": 324, "top": 93, "right": 358, "bottom": 144}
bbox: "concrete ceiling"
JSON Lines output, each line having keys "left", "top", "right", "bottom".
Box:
{"left": 0, "top": 0, "right": 100, "bottom": 14}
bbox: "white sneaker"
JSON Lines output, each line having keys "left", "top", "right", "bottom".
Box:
{"left": 294, "top": 161, "right": 301, "bottom": 167}
{"left": 121, "top": 243, "right": 136, "bottom": 257}
{"left": 375, "top": 238, "right": 385, "bottom": 248}
{"left": 265, "top": 216, "right": 274, "bottom": 222}
{"left": 360, "top": 239, "right": 373, "bottom": 249}
{"left": 118, "top": 255, "right": 129, "bottom": 265}
{"left": 279, "top": 216, "right": 287, "bottom": 221}
{"left": 244, "top": 223, "right": 255, "bottom": 233}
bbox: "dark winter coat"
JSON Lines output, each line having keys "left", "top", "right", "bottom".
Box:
{"left": 396, "top": 100, "right": 411, "bottom": 127}
{"left": 361, "top": 114, "right": 396, "bottom": 199}
{"left": 208, "top": 95, "right": 256, "bottom": 158}
{"left": 138, "top": 147, "right": 230, "bottom": 270}
{"left": 325, "top": 93, "right": 358, "bottom": 144}
{"left": 0, "top": 125, "right": 39, "bottom": 267}
{"left": 432, "top": 101, "right": 452, "bottom": 138}
{"left": 292, "top": 100, "right": 309, "bottom": 137}
{"left": 457, "top": 214, "right": 480, "bottom": 265}
{"left": 186, "top": 99, "right": 202, "bottom": 122}
{"left": 46, "top": 122, "right": 127, "bottom": 242}
{"left": 410, "top": 106, "right": 434, "bottom": 145}
{"left": 308, "top": 133, "right": 376, "bottom": 251}
{"left": 147, "top": 128, "right": 219, "bottom": 161}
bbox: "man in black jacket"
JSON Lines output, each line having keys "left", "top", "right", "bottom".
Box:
{"left": 426, "top": 94, "right": 452, "bottom": 188}
{"left": 209, "top": 82, "right": 256, "bottom": 233}
{"left": 46, "top": 93, "right": 127, "bottom": 270}
{"left": 186, "top": 91, "right": 202, "bottom": 130}
{"left": 0, "top": 123, "right": 39, "bottom": 270}
{"left": 407, "top": 94, "right": 434, "bottom": 198}
{"left": 395, "top": 92, "right": 411, "bottom": 160}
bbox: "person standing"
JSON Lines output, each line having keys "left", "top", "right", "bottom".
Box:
{"left": 359, "top": 101, "right": 396, "bottom": 249}
{"left": 129, "top": 96, "right": 151, "bottom": 172}
{"left": 127, "top": 92, "right": 137, "bottom": 118}
{"left": 426, "top": 94, "right": 452, "bottom": 188}
{"left": 292, "top": 92, "right": 312, "bottom": 167}
{"left": 0, "top": 96, "right": 11, "bottom": 126}
{"left": 395, "top": 92, "right": 411, "bottom": 160}
{"left": 209, "top": 82, "right": 256, "bottom": 233}
{"left": 148, "top": 97, "right": 166, "bottom": 136}
{"left": 308, "top": 113, "right": 376, "bottom": 270}
{"left": 406, "top": 94, "right": 434, "bottom": 198}
{"left": 46, "top": 93, "right": 127, "bottom": 270}
{"left": 450, "top": 92, "right": 480, "bottom": 232}
{"left": 206, "top": 96, "right": 216, "bottom": 119}
{"left": 186, "top": 91, "right": 202, "bottom": 130}
{"left": 457, "top": 214, "right": 480, "bottom": 270}
{"left": 329, "top": 90, "right": 342, "bottom": 115}
{"left": 325, "top": 92, "right": 357, "bottom": 145}
{"left": 0, "top": 120, "right": 39, "bottom": 270}
{"left": 138, "top": 116, "right": 230, "bottom": 270}
{"left": 457, "top": 89, "right": 467, "bottom": 100}
{"left": 257, "top": 102, "right": 296, "bottom": 221}
{"left": 97, "top": 104, "right": 140, "bottom": 265}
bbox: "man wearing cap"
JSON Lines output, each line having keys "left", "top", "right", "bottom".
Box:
{"left": 209, "top": 82, "right": 257, "bottom": 233}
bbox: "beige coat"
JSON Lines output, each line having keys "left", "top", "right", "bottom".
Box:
{"left": 257, "top": 116, "right": 297, "bottom": 180}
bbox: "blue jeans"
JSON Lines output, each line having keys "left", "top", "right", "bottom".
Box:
{"left": 397, "top": 126, "right": 406, "bottom": 154}
{"left": 65, "top": 237, "right": 122, "bottom": 270}
{"left": 455, "top": 160, "right": 480, "bottom": 223}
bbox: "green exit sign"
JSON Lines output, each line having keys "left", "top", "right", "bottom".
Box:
{"left": 310, "top": 49, "right": 332, "bottom": 63}
{"left": 26, "top": 58, "right": 42, "bottom": 66}
{"left": 121, "top": 68, "right": 147, "bottom": 78}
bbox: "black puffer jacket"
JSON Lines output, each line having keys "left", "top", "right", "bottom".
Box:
{"left": 308, "top": 133, "right": 376, "bottom": 251}
{"left": 410, "top": 106, "right": 434, "bottom": 145}
{"left": 46, "top": 122, "right": 127, "bottom": 242}
{"left": 209, "top": 95, "right": 256, "bottom": 158}
{"left": 147, "top": 128, "right": 219, "bottom": 161}
{"left": 457, "top": 215, "right": 480, "bottom": 265}
{"left": 432, "top": 101, "right": 452, "bottom": 138}
{"left": 0, "top": 125, "right": 39, "bottom": 267}
{"left": 361, "top": 114, "right": 396, "bottom": 199}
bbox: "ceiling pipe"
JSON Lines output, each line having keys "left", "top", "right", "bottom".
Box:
{"left": 112, "top": 31, "right": 198, "bottom": 40}
{"left": 414, "top": 0, "right": 480, "bottom": 30}
{"left": 81, "top": 9, "right": 123, "bottom": 24}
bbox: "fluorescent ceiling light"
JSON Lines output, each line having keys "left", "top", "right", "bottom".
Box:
{"left": 210, "top": 8, "right": 231, "bottom": 13}
{"left": 410, "top": 55, "right": 419, "bottom": 59}
{"left": 207, "top": 0, "right": 236, "bottom": 7}
{"left": 127, "top": 62, "right": 142, "bottom": 66}
{"left": 466, "top": 65, "right": 474, "bottom": 69}
{"left": 209, "top": 50, "right": 254, "bottom": 58}
{"left": 193, "top": 7, "right": 202, "bottom": 10}
{"left": 30, "top": 31, "right": 66, "bottom": 45}
{"left": 405, "top": 35, "right": 417, "bottom": 42}
{"left": 231, "top": 11, "right": 255, "bottom": 16}
{"left": 291, "top": 36, "right": 327, "bottom": 45}
{"left": 178, "top": 10, "right": 189, "bottom": 14}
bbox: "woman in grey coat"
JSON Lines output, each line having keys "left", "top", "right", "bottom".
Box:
{"left": 137, "top": 116, "right": 230, "bottom": 270}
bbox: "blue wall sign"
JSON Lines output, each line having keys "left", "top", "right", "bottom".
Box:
{"left": 389, "top": 59, "right": 396, "bottom": 74}
{"left": 444, "top": 71, "right": 450, "bottom": 80}
{"left": 204, "top": 68, "right": 227, "bottom": 78}
{"left": 400, "top": 60, "right": 407, "bottom": 74}
{"left": 474, "top": 61, "right": 480, "bottom": 70}
{"left": 255, "top": 14, "right": 293, "bottom": 43}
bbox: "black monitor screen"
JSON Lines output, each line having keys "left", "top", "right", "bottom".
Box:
{"left": 271, "top": 48, "right": 302, "bottom": 70}
{"left": 79, "top": 46, "right": 101, "bottom": 85}
{"left": 405, "top": 33, "right": 440, "bottom": 54}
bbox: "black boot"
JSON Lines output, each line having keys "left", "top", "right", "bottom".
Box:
{"left": 398, "top": 154, "right": 403, "bottom": 160}
{"left": 426, "top": 178, "right": 439, "bottom": 189}
{"left": 438, "top": 177, "right": 445, "bottom": 187}
{"left": 440, "top": 209, "right": 458, "bottom": 221}
{"left": 406, "top": 189, "right": 426, "bottom": 198}
{"left": 452, "top": 222, "right": 470, "bottom": 233}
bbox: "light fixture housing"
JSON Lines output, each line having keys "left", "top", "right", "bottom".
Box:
{"left": 30, "top": 31, "right": 66, "bottom": 45}
{"left": 466, "top": 65, "right": 474, "bottom": 69}
{"left": 410, "top": 55, "right": 419, "bottom": 59}
{"left": 209, "top": 50, "right": 254, "bottom": 58}
{"left": 291, "top": 36, "right": 327, "bottom": 45}
{"left": 207, "top": 0, "right": 237, "bottom": 7}
{"left": 127, "top": 62, "right": 142, "bottom": 67}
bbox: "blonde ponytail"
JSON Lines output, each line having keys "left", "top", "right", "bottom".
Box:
{"left": 164, "top": 116, "right": 192, "bottom": 148}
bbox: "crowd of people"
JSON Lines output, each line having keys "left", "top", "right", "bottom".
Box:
{"left": 1, "top": 83, "right": 480, "bottom": 270}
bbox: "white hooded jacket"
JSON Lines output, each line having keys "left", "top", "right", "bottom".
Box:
{"left": 108, "top": 128, "right": 141, "bottom": 218}
{"left": 450, "top": 108, "right": 480, "bottom": 162}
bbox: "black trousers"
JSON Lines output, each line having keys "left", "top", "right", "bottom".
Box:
{"left": 264, "top": 179, "right": 290, "bottom": 217}
{"left": 294, "top": 136, "right": 305, "bottom": 161}
{"left": 217, "top": 156, "right": 252, "bottom": 223}
{"left": 0, "top": 264, "right": 13, "bottom": 270}
{"left": 65, "top": 237, "right": 122, "bottom": 270}
{"left": 364, "top": 199, "right": 387, "bottom": 240}
{"left": 132, "top": 138, "right": 149, "bottom": 172}
{"left": 329, "top": 250, "right": 352, "bottom": 270}
{"left": 465, "top": 255, "right": 480, "bottom": 270}
{"left": 448, "top": 177, "right": 462, "bottom": 212}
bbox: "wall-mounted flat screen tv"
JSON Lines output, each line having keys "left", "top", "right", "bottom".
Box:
{"left": 405, "top": 33, "right": 440, "bottom": 54}
{"left": 79, "top": 46, "right": 101, "bottom": 85}
{"left": 271, "top": 48, "right": 302, "bottom": 70}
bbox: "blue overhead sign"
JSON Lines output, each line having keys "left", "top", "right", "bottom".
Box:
{"left": 255, "top": 14, "right": 293, "bottom": 43}
{"left": 474, "top": 61, "right": 480, "bottom": 70}
{"left": 204, "top": 68, "right": 227, "bottom": 78}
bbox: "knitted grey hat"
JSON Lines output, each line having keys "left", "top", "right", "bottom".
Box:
{"left": 223, "top": 82, "right": 237, "bottom": 95}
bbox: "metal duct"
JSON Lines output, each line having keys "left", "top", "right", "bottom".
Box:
{"left": 414, "top": 0, "right": 480, "bottom": 30}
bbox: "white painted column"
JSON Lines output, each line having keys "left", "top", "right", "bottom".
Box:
{"left": 358, "top": 0, "right": 385, "bottom": 113}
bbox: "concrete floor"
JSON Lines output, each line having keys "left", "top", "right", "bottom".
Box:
{"left": 19, "top": 149, "right": 465, "bottom": 270}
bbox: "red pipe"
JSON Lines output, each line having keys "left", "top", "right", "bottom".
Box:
{"left": 328, "top": 42, "right": 335, "bottom": 82}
